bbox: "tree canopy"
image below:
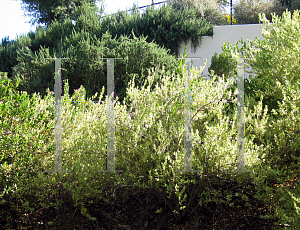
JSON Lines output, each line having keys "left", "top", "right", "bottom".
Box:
{"left": 19, "top": 0, "right": 105, "bottom": 26}
{"left": 165, "top": 0, "right": 228, "bottom": 25}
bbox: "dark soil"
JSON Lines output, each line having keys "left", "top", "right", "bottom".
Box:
{"left": 1, "top": 172, "right": 288, "bottom": 230}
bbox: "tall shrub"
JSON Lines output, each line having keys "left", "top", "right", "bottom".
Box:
{"left": 207, "top": 12, "right": 300, "bottom": 227}
{"left": 3, "top": 3, "right": 214, "bottom": 104}
{"left": 207, "top": 9, "right": 300, "bottom": 173}
{"left": 99, "top": 3, "right": 214, "bottom": 56}
{"left": 213, "top": 10, "right": 300, "bottom": 170}
{"left": 11, "top": 29, "right": 181, "bottom": 106}
{"left": 165, "top": 0, "right": 228, "bottom": 25}
{"left": 243, "top": 10, "right": 300, "bottom": 114}
{"left": 209, "top": 9, "right": 300, "bottom": 118}
{"left": 0, "top": 36, "right": 28, "bottom": 78}
{"left": 234, "top": 0, "right": 287, "bottom": 24}
{"left": 244, "top": 10, "right": 300, "bottom": 168}
{"left": 208, "top": 44, "right": 238, "bottom": 78}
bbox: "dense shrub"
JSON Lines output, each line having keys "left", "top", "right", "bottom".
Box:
{"left": 234, "top": 0, "right": 287, "bottom": 24}
{"left": 208, "top": 43, "right": 238, "bottom": 79}
{"left": 166, "top": 0, "right": 228, "bottom": 25}
{"left": 206, "top": 11, "right": 300, "bottom": 227}
{"left": 0, "top": 37, "right": 26, "bottom": 77}
{"left": 208, "top": 10, "right": 300, "bottom": 171}
{"left": 245, "top": 10, "right": 300, "bottom": 170}
{"left": 2, "top": 3, "right": 214, "bottom": 106}
{"left": 19, "top": 0, "right": 104, "bottom": 26}
{"left": 0, "top": 72, "right": 55, "bottom": 219}
{"left": 209, "top": 9, "right": 300, "bottom": 117}
{"left": 243, "top": 9, "right": 300, "bottom": 116}
{"left": 1, "top": 52, "right": 270, "bottom": 224}
{"left": 11, "top": 29, "right": 181, "bottom": 107}
{"left": 99, "top": 3, "right": 213, "bottom": 56}
{"left": 1, "top": 7, "right": 300, "bottom": 230}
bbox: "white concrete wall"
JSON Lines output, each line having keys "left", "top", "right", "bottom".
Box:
{"left": 178, "top": 24, "right": 264, "bottom": 81}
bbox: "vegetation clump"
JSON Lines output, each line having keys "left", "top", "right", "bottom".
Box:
{"left": 1, "top": 5, "right": 300, "bottom": 230}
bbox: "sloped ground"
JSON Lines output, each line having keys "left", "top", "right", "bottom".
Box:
{"left": 2, "top": 172, "right": 294, "bottom": 230}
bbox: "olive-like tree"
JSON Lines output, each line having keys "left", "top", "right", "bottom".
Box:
{"left": 19, "top": 0, "right": 105, "bottom": 26}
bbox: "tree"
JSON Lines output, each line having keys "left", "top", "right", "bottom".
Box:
{"left": 233, "top": 0, "right": 287, "bottom": 24}
{"left": 19, "top": 0, "right": 105, "bottom": 26}
{"left": 217, "top": 0, "right": 231, "bottom": 12}
{"left": 165, "top": 0, "right": 228, "bottom": 25}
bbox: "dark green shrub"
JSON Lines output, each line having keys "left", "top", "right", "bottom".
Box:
{"left": 3, "top": 3, "right": 214, "bottom": 107}
{"left": 208, "top": 51, "right": 237, "bottom": 79}
{"left": 99, "top": 3, "right": 213, "bottom": 57}
{"left": 0, "top": 37, "right": 20, "bottom": 77}
{"left": 11, "top": 29, "right": 182, "bottom": 106}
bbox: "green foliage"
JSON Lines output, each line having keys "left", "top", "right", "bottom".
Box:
{"left": 165, "top": 0, "right": 228, "bottom": 25}
{"left": 251, "top": 165, "right": 300, "bottom": 229}
{"left": 207, "top": 11, "right": 300, "bottom": 228}
{"left": 1, "top": 33, "right": 299, "bottom": 227}
{"left": 278, "top": 0, "right": 293, "bottom": 8}
{"left": 0, "top": 37, "right": 20, "bottom": 77}
{"left": 263, "top": 78, "right": 300, "bottom": 171}
{"left": 47, "top": 59, "right": 267, "bottom": 222}
{"left": 0, "top": 73, "right": 56, "bottom": 220}
{"left": 99, "top": 3, "right": 214, "bottom": 56}
{"left": 208, "top": 9, "right": 300, "bottom": 120}
{"left": 0, "top": 26, "right": 52, "bottom": 79}
{"left": 208, "top": 48, "right": 238, "bottom": 79}
{"left": 234, "top": 0, "right": 287, "bottom": 24}
{"left": 0, "top": 55, "right": 265, "bottom": 223}
{"left": 207, "top": 42, "right": 239, "bottom": 120}
{"left": 2, "top": 3, "right": 300, "bottom": 229}
{"left": 243, "top": 10, "right": 300, "bottom": 117}
{"left": 1, "top": 3, "right": 214, "bottom": 107}
{"left": 20, "top": 0, "right": 104, "bottom": 26}
{"left": 12, "top": 29, "right": 181, "bottom": 106}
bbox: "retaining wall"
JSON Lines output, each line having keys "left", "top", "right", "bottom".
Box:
{"left": 177, "top": 24, "right": 264, "bottom": 81}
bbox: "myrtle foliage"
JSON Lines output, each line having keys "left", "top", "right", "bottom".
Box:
{"left": 2, "top": 58, "right": 266, "bottom": 223}
{"left": 1, "top": 10, "right": 300, "bottom": 228}
{"left": 243, "top": 10, "right": 300, "bottom": 170}
{"left": 234, "top": 0, "right": 287, "bottom": 24}
{"left": 202, "top": 10, "right": 300, "bottom": 227}
{"left": 0, "top": 38, "right": 18, "bottom": 77}
{"left": 240, "top": 10, "right": 300, "bottom": 117}
{"left": 279, "top": 0, "right": 300, "bottom": 11}
{"left": 1, "top": 3, "right": 300, "bottom": 229}
{"left": 208, "top": 10, "right": 300, "bottom": 206}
